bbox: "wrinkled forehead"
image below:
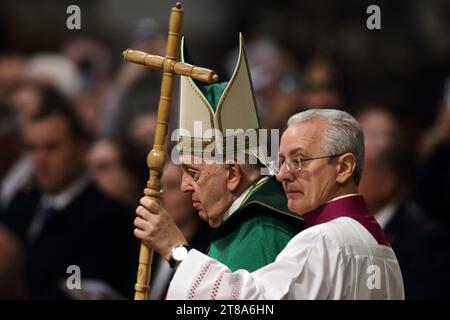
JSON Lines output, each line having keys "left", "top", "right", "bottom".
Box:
{"left": 280, "top": 120, "right": 328, "bottom": 157}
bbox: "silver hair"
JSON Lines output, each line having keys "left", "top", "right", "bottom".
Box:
{"left": 287, "top": 109, "right": 365, "bottom": 184}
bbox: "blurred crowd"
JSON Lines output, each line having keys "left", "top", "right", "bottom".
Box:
{"left": 1, "top": 24, "right": 450, "bottom": 299}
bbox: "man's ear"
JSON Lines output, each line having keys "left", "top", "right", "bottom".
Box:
{"left": 336, "top": 153, "right": 357, "bottom": 184}
{"left": 226, "top": 163, "right": 243, "bottom": 192}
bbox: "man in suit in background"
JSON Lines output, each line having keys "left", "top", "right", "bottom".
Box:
{"left": 1, "top": 88, "right": 137, "bottom": 299}
{"left": 358, "top": 106, "right": 450, "bottom": 299}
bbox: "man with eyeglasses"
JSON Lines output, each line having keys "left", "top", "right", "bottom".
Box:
{"left": 135, "top": 108, "right": 404, "bottom": 299}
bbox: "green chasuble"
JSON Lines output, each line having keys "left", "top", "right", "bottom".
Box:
{"left": 207, "top": 176, "right": 306, "bottom": 272}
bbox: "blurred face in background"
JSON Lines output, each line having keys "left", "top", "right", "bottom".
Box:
{"left": 128, "top": 113, "right": 156, "bottom": 151}
{"left": 73, "top": 88, "right": 108, "bottom": 136}
{"left": 87, "top": 139, "right": 136, "bottom": 205}
{"left": 301, "top": 60, "right": 343, "bottom": 109}
{"left": 359, "top": 158, "right": 397, "bottom": 213}
{"left": 357, "top": 109, "right": 395, "bottom": 162}
{"left": 358, "top": 109, "right": 399, "bottom": 212}
{"left": 26, "top": 115, "right": 86, "bottom": 194}
{"left": 161, "top": 163, "right": 197, "bottom": 226}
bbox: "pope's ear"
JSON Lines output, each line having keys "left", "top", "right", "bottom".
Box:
{"left": 226, "top": 163, "right": 242, "bottom": 192}
{"left": 336, "top": 153, "right": 357, "bottom": 184}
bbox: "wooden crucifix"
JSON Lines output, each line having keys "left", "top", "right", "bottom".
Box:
{"left": 122, "top": 2, "right": 219, "bottom": 300}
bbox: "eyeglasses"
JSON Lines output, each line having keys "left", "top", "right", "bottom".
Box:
{"left": 277, "top": 153, "right": 343, "bottom": 173}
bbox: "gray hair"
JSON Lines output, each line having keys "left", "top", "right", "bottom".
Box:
{"left": 287, "top": 109, "right": 365, "bottom": 184}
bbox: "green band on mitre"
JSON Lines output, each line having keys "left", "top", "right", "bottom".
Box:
{"left": 196, "top": 81, "right": 229, "bottom": 112}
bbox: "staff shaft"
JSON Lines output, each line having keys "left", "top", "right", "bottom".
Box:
{"left": 133, "top": 2, "right": 183, "bottom": 301}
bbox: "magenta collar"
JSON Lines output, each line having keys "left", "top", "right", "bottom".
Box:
{"left": 303, "top": 194, "right": 389, "bottom": 246}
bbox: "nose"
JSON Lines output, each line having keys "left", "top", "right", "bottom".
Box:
{"left": 180, "top": 173, "right": 194, "bottom": 193}
{"left": 276, "top": 164, "right": 295, "bottom": 183}
{"left": 32, "top": 148, "right": 48, "bottom": 168}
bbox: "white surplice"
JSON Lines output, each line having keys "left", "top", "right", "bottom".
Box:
{"left": 167, "top": 196, "right": 404, "bottom": 300}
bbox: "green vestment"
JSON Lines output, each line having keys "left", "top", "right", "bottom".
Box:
{"left": 207, "top": 176, "right": 306, "bottom": 272}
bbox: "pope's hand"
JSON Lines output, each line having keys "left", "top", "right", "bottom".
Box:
{"left": 134, "top": 196, "right": 187, "bottom": 261}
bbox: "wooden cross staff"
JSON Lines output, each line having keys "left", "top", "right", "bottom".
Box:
{"left": 122, "top": 2, "right": 219, "bottom": 300}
